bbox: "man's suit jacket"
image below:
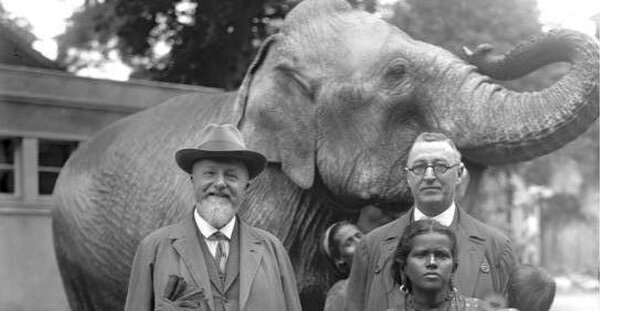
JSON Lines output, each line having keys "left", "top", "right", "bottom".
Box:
{"left": 124, "top": 213, "right": 302, "bottom": 311}
{"left": 346, "top": 206, "right": 517, "bottom": 311}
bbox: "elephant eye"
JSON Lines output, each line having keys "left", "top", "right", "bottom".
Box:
{"left": 386, "top": 60, "right": 408, "bottom": 79}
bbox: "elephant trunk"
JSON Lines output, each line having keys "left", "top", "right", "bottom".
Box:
{"left": 437, "top": 29, "right": 599, "bottom": 164}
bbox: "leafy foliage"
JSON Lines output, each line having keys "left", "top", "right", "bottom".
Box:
{"left": 387, "top": 0, "right": 542, "bottom": 56}
{"left": 58, "top": 0, "right": 300, "bottom": 89}
{"left": 58, "top": 0, "right": 547, "bottom": 90}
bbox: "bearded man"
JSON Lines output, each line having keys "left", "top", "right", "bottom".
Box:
{"left": 125, "top": 124, "right": 302, "bottom": 311}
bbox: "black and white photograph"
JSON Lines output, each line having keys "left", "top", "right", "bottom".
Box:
{"left": 0, "top": 0, "right": 603, "bottom": 310}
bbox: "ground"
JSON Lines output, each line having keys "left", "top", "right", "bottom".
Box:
{"left": 551, "top": 291, "right": 599, "bottom": 311}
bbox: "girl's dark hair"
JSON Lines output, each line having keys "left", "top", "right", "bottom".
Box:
{"left": 506, "top": 265, "right": 556, "bottom": 311}
{"left": 390, "top": 219, "right": 457, "bottom": 293}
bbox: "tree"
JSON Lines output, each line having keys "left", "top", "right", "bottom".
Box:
{"left": 58, "top": 0, "right": 300, "bottom": 90}
{"left": 0, "top": 2, "right": 37, "bottom": 46}
{"left": 58, "top": 0, "right": 547, "bottom": 90}
{"left": 387, "top": 0, "right": 541, "bottom": 55}
{"left": 0, "top": 2, "right": 59, "bottom": 69}
{"left": 386, "top": 0, "right": 562, "bottom": 93}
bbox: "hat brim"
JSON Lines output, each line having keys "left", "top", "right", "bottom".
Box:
{"left": 175, "top": 149, "right": 267, "bottom": 179}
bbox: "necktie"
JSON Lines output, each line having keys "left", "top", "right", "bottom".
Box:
{"left": 208, "top": 231, "right": 228, "bottom": 274}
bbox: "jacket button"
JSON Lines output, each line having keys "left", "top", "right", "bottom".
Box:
{"left": 480, "top": 261, "right": 490, "bottom": 273}
{"left": 374, "top": 264, "right": 382, "bottom": 274}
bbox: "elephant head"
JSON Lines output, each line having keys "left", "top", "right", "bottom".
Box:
{"left": 52, "top": 1, "right": 598, "bottom": 310}
{"left": 235, "top": 0, "right": 599, "bottom": 211}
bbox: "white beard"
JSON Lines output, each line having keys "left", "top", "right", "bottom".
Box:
{"left": 196, "top": 196, "right": 237, "bottom": 229}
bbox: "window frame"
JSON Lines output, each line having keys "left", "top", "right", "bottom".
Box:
{"left": 37, "top": 139, "right": 80, "bottom": 196}
{"left": 0, "top": 133, "right": 84, "bottom": 208}
{"left": 0, "top": 137, "right": 22, "bottom": 199}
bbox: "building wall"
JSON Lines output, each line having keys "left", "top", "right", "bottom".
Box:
{"left": 0, "top": 64, "right": 221, "bottom": 310}
{"left": 0, "top": 209, "right": 70, "bottom": 311}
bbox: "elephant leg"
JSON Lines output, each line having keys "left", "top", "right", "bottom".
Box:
{"left": 53, "top": 213, "right": 126, "bottom": 311}
{"left": 57, "top": 254, "right": 97, "bottom": 310}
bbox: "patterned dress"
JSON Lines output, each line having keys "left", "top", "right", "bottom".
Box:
{"left": 384, "top": 294, "right": 493, "bottom": 311}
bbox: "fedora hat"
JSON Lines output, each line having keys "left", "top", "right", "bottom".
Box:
{"left": 175, "top": 124, "right": 267, "bottom": 179}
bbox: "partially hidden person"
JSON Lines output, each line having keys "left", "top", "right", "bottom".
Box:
{"left": 125, "top": 123, "right": 302, "bottom": 311}
{"left": 505, "top": 264, "right": 556, "bottom": 311}
{"left": 321, "top": 221, "right": 364, "bottom": 311}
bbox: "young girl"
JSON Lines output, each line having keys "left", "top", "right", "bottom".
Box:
{"left": 387, "top": 219, "right": 489, "bottom": 311}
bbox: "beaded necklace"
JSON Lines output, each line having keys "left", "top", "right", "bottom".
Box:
{"left": 403, "top": 287, "right": 462, "bottom": 311}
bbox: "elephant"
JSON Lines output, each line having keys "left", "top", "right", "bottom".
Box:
{"left": 51, "top": 0, "right": 599, "bottom": 310}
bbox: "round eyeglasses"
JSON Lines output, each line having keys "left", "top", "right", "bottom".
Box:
{"left": 404, "top": 163, "right": 460, "bottom": 176}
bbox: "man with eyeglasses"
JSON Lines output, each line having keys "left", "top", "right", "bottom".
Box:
{"left": 346, "top": 132, "right": 517, "bottom": 311}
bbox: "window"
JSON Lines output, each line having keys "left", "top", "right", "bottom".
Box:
{"left": 0, "top": 138, "right": 19, "bottom": 194}
{"left": 0, "top": 136, "right": 80, "bottom": 202}
{"left": 38, "top": 140, "right": 79, "bottom": 195}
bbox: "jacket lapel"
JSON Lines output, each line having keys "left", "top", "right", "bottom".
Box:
{"left": 453, "top": 207, "right": 487, "bottom": 297}
{"left": 170, "top": 215, "right": 216, "bottom": 311}
{"left": 223, "top": 220, "right": 240, "bottom": 292}
{"left": 381, "top": 208, "right": 413, "bottom": 294}
{"left": 238, "top": 220, "right": 263, "bottom": 310}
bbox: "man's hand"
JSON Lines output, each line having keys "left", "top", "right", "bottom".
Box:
{"left": 156, "top": 275, "right": 205, "bottom": 311}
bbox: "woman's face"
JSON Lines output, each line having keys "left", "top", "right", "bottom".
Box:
{"left": 403, "top": 232, "right": 455, "bottom": 293}
{"left": 335, "top": 224, "right": 364, "bottom": 265}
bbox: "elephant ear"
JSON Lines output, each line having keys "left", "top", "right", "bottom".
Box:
{"left": 234, "top": 34, "right": 317, "bottom": 189}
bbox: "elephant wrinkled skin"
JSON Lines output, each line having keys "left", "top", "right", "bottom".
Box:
{"left": 52, "top": 0, "right": 599, "bottom": 310}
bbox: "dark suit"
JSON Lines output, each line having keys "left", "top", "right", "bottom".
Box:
{"left": 125, "top": 213, "right": 302, "bottom": 311}
{"left": 346, "top": 207, "right": 516, "bottom": 311}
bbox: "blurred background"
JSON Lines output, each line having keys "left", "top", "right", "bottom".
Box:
{"left": 0, "top": 0, "right": 599, "bottom": 310}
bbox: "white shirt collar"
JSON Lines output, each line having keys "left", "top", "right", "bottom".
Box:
{"left": 412, "top": 202, "right": 456, "bottom": 227}
{"left": 193, "top": 207, "right": 236, "bottom": 240}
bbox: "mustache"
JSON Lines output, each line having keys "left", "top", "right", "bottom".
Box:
{"left": 201, "top": 190, "right": 230, "bottom": 199}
